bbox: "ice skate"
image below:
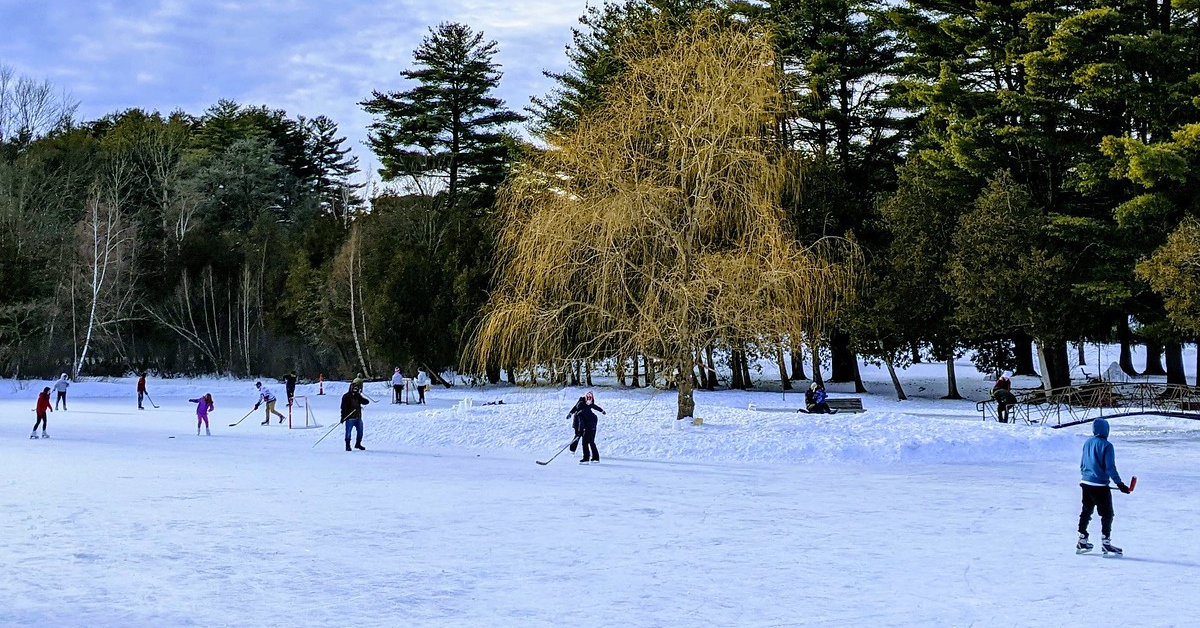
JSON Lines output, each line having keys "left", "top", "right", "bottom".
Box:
{"left": 205, "top": 427, "right": 210, "bottom": 436}
{"left": 30, "top": 432, "right": 38, "bottom": 439}
{"left": 1101, "top": 537, "right": 1122, "bottom": 556}
{"left": 41, "top": 432, "right": 47, "bottom": 439}
{"left": 1075, "top": 532, "right": 1093, "bottom": 554}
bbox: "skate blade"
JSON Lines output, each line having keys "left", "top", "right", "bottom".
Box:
{"left": 1075, "top": 548, "right": 1092, "bottom": 555}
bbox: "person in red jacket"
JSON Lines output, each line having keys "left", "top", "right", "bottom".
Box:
{"left": 137, "top": 373, "right": 148, "bottom": 410}
{"left": 32, "top": 387, "right": 52, "bottom": 439}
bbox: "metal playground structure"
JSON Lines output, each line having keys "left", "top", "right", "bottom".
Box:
{"left": 977, "top": 382, "right": 1200, "bottom": 428}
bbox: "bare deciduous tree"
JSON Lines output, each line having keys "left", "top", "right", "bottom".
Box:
{"left": 470, "top": 13, "right": 860, "bottom": 419}
{"left": 0, "top": 64, "right": 78, "bottom": 142}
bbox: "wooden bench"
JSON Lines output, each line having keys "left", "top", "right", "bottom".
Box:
{"left": 826, "top": 398, "right": 865, "bottom": 413}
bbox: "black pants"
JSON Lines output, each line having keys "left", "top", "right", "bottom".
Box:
{"left": 1078, "top": 484, "right": 1114, "bottom": 537}
{"left": 418, "top": 385, "right": 426, "bottom": 404}
{"left": 393, "top": 384, "right": 403, "bottom": 403}
{"left": 33, "top": 412, "right": 47, "bottom": 432}
{"left": 580, "top": 428, "right": 598, "bottom": 461}
{"left": 55, "top": 391, "right": 66, "bottom": 410}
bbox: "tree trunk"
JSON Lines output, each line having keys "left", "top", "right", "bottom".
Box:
{"left": 1195, "top": 342, "right": 1199, "bottom": 387}
{"left": 1117, "top": 318, "right": 1137, "bottom": 376}
{"left": 790, "top": 345, "right": 806, "bottom": 380}
{"left": 1143, "top": 341, "right": 1167, "bottom": 375}
{"left": 776, "top": 346, "right": 791, "bottom": 390}
{"left": 830, "top": 331, "right": 856, "bottom": 382}
{"left": 741, "top": 348, "right": 752, "bottom": 388}
{"left": 810, "top": 342, "right": 823, "bottom": 386}
{"left": 1013, "top": 331, "right": 1038, "bottom": 376}
{"left": 705, "top": 344, "right": 717, "bottom": 390}
{"left": 730, "top": 349, "right": 745, "bottom": 389}
{"left": 1165, "top": 342, "right": 1186, "bottom": 385}
{"left": 631, "top": 354, "right": 640, "bottom": 388}
{"left": 886, "top": 357, "right": 907, "bottom": 401}
{"left": 586, "top": 360, "right": 593, "bottom": 387}
{"left": 616, "top": 358, "right": 626, "bottom": 387}
{"left": 676, "top": 359, "right": 696, "bottom": 420}
{"left": 942, "top": 358, "right": 962, "bottom": 399}
{"left": 644, "top": 355, "right": 655, "bottom": 388}
{"left": 910, "top": 340, "right": 921, "bottom": 364}
{"left": 485, "top": 361, "right": 501, "bottom": 385}
{"left": 1038, "top": 340, "right": 1073, "bottom": 390}
{"left": 1077, "top": 342, "right": 1086, "bottom": 366}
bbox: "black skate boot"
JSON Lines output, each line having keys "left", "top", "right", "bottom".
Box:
{"left": 354, "top": 437, "right": 365, "bottom": 451}
{"left": 1075, "top": 532, "right": 1093, "bottom": 554}
{"left": 1101, "top": 537, "right": 1122, "bottom": 556}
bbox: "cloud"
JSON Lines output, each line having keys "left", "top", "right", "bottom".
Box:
{"left": 1, "top": 0, "right": 590, "bottom": 177}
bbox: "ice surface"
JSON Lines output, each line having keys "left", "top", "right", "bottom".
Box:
{"left": 2, "top": 347, "right": 1197, "bottom": 626}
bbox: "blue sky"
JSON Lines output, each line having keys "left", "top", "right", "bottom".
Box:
{"left": 1, "top": 0, "right": 592, "bottom": 177}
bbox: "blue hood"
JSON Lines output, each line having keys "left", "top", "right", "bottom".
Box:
{"left": 1093, "top": 418, "right": 1110, "bottom": 439}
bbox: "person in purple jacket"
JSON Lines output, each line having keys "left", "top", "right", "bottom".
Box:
{"left": 190, "top": 393, "right": 215, "bottom": 436}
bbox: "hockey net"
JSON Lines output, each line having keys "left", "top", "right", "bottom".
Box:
{"left": 287, "top": 396, "right": 322, "bottom": 429}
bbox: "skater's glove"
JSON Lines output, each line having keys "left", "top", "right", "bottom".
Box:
{"left": 1118, "top": 483, "right": 1131, "bottom": 494}
{"left": 254, "top": 403, "right": 260, "bottom": 410}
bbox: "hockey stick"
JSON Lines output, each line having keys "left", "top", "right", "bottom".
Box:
{"left": 145, "top": 393, "right": 160, "bottom": 409}
{"left": 228, "top": 408, "right": 256, "bottom": 427}
{"left": 312, "top": 410, "right": 357, "bottom": 448}
{"left": 536, "top": 437, "right": 579, "bottom": 466}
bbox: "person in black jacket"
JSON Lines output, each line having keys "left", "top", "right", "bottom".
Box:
{"left": 340, "top": 383, "right": 370, "bottom": 451}
{"left": 284, "top": 371, "right": 298, "bottom": 407}
{"left": 569, "top": 391, "right": 606, "bottom": 463}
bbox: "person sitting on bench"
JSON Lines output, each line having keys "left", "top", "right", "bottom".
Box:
{"left": 802, "top": 382, "right": 838, "bottom": 414}
{"left": 992, "top": 371, "right": 1017, "bottom": 423}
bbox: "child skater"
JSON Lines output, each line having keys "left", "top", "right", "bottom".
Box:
{"left": 32, "top": 386, "right": 52, "bottom": 439}
{"left": 190, "top": 393, "right": 215, "bottom": 436}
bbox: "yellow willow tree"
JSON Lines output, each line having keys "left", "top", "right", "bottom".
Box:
{"left": 470, "top": 12, "right": 860, "bottom": 420}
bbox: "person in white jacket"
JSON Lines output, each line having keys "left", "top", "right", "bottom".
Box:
{"left": 414, "top": 369, "right": 430, "bottom": 404}
{"left": 52, "top": 373, "right": 70, "bottom": 410}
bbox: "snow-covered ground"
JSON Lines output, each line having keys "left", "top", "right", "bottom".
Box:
{"left": 3, "top": 348, "right": 1199, "bottom": 627}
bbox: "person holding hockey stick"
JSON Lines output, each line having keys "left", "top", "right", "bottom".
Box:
{"left": 340, "top": 382, "right": 370, "bottom": 451}
{"left": 570, "top": 391, "right": 606, "bottom": 463}
{"left": 1076, "top": 418, "right": 1131, "bottom": 555}
{"left": 137, "top": 373, "right": 148, "bottom": 410}
{"left": 190, "top": 393, "right": 215, "bottom": 436}
{"left": 32, "top": 386, "right": 52, "bottom": 439}
{"left": 254, "top": 381, "right": 286, "bottom": 425}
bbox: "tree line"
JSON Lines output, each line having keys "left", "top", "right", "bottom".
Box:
{"left": 2, "top": 1, "right": 1199, "bottom": 403}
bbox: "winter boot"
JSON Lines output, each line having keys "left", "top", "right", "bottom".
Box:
{"left": 1101, "top": 537, "right": 1122, "bottom": 556}
{"left": 1075, "top": 532, "right": 1093, "bottom": 554}
{"left": 346, "top": 439, "right": 352, "bottom": 451}
{"left": 354, "top": 437, "right": 365, "bottom": 451}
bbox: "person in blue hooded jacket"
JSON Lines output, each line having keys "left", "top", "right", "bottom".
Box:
{"left": 1076, "top": 418, "right": 1130, "bottom": 555}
